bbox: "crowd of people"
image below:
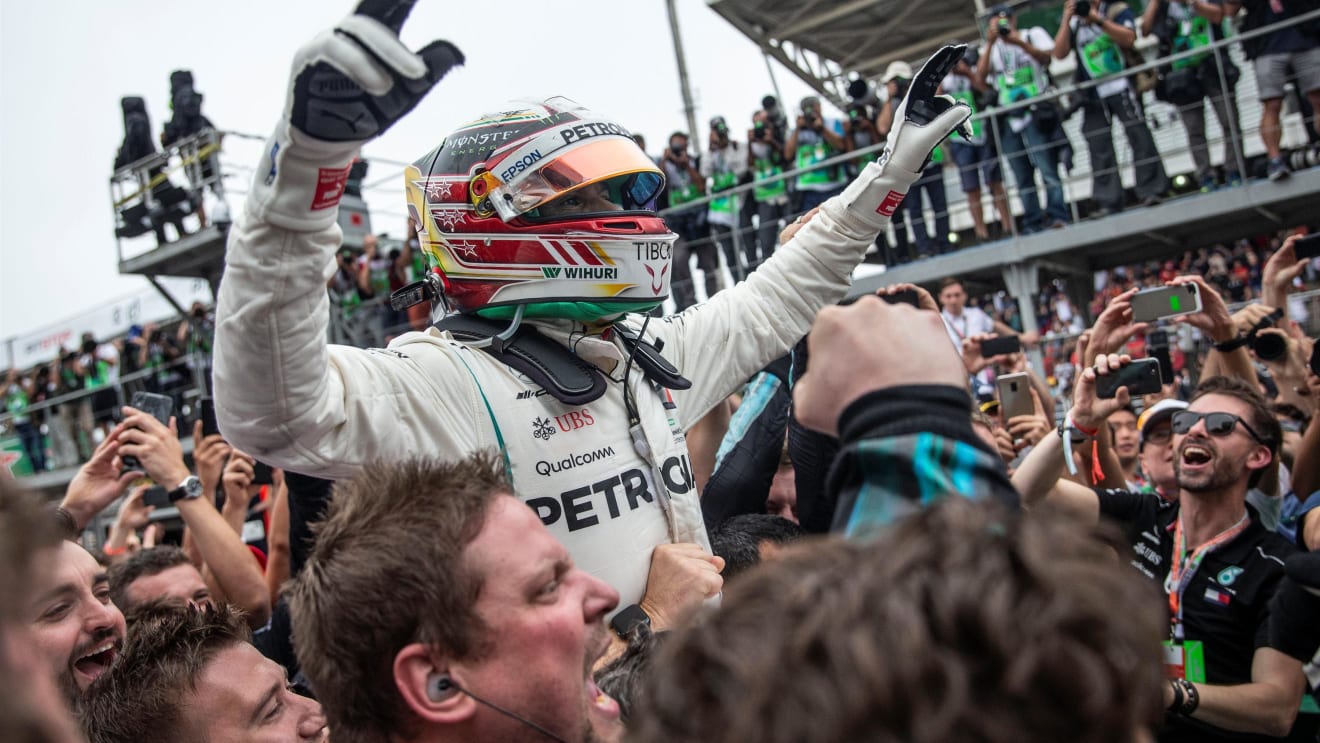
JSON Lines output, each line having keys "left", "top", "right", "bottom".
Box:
{"left": 5, "top": 3, "right": 1320, "bottom": 743}
{"left": 646, "top": 0, "right": 1320, "bottom": 308}
{"left": 0, "top": 305, "right": 214, "bottom": 475}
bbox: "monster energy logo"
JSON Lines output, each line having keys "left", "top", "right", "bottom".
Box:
{"left": 541, "top": 266, "right": 618, "bottom": 280}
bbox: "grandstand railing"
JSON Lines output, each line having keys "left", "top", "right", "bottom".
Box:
{"left": 110, "top": 128, "right": 227, "bottom": 263}
{"left": 657, "top": 10, "right": 1320, "bottom": 304}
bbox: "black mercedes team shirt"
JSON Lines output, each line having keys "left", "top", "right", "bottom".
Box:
{"left": 1096, "top": 489, "right": 1298, "bottom": 743}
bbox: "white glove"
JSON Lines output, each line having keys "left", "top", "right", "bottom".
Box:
{"left": 247, "top": 0, "right": 463, "bottom": 231}
{"left": 828, "top": 45, "right": 972, "bottom": 239}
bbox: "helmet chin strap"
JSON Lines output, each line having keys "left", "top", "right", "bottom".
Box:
{"left": 462, "top": 303, "right": 525, "bottom": 354}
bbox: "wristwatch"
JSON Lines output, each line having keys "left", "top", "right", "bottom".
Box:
{"left": 167, "top": 475, "right": 204, "bottom": 504}
{"left": 609, "top": 604, "right": 652, "bottom": 639}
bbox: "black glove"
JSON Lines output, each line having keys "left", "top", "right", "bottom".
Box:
{"left": 249, "top": 0, "right": 464, "bottom": 231}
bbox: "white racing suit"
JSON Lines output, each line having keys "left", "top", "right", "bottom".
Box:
{"left": 213, "top": 50, "right": 968, "bottom": 608}
{"left": 215, "top": 207, "right": 869, "bottom": 607}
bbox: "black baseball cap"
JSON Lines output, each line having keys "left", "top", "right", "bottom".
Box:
{"left": 989, "top": 3, "right": 1014, "bottom": 16}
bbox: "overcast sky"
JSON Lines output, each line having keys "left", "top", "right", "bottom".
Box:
{"left": 0, "top": 0, "right": 828, "bottom": 342}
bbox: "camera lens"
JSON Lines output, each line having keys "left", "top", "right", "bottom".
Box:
{"left": 1251, "top": 333, "right": 1287, "bottom": 362}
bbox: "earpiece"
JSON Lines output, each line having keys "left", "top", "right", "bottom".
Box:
{"left": 423, "top": 673, "right": 568, "bottom": 742}
{"left": 427, "top": 674, "right": 457, "bottom": 701}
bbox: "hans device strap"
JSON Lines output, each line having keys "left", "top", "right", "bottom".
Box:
{"left": 438, "top": 314, "right": 607, "bottom": 406}
{"left": 435, "top": 314, "right": 691, "bottom": 405}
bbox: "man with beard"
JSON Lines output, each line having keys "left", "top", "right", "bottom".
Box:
{"left": 23, "top": 539, "right": 127, "bottom": 708}
{"left": 288, "top": 454, "right": 626, "bottom": 743}
{"left": 1016, "top": 362, "right": 1305, "bottom": 741}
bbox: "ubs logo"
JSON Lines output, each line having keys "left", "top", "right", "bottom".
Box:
{"left": 554, "top": 409, "right": 596, "bottom": 432}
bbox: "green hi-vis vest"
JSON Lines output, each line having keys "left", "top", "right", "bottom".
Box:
{"left": 796, "top": 140, "right": 841, "bottom": 188}
{"left": 709, "top": 171, "right": 738, "bottom": 215}
{"left": 1081, "top": 32, "right": 1125, "bottom": 79}
{"left": 949, "top": 90, "right": 984, "bottom": 141}
{"left": 5, "top": 386, "right": 30, "bottom": 424}
{"left": 753, "top": 159, "right": 787, "bottom": 201}
{"left": 997, "top": 66, "right": 1042, "bottom": 107}
{"left": 85, "top": 359, "right": 110, "bottom": 389}
{"left": 669, "top": 182, "right": 701, "bottom": 207}
{"left": 1170, "top": 15, "right": 1212, "bottom": 70}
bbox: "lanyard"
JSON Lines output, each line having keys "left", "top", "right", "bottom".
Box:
{"left": 1164, "top": 510, "right": 1249, "bottom": 640}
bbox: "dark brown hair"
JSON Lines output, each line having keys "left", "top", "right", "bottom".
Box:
{"left": 629, "top": 499, "right": 1165, "bottom": 743}
{"left": 78, "top": 602, "right": 250, "bottom": 743}
{"left": 287, "top": 454, "right": 508, "bottom": 743}
{"left": 107, "top": 545, "right": 192, "bottom": 613}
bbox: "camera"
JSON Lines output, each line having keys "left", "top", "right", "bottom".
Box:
{"left": 1251, "top": 332, "right": 1288, "bottom": 362}
{"left": 1244, "top": 307, "right": 1286, "bottom": 361}
{"left": 892, "top": 78, "right": 911, "bottom": 102}
{"left": 1075, "top": 0, "right": 1092, "bottom": 17}
{"left": 997, "top": 17, "right": 1011, "bottom": 35}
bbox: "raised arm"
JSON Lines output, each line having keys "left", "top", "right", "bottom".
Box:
{"left": 213, "top": 3, "right": 467, "bottom": 477}
{"left": 656, "top": 47, "right": 973, "bottom": 427}
{"left": 117, "top": 408, "right": 271, "bottom": 629}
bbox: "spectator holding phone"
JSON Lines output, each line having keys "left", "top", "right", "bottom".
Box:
{"left": 114, "top": 407, "right": 270, "bottom": 628}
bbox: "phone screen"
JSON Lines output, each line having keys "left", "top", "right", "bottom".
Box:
{"left": 251, "top": 461, "right": 275, "bottom": 486}
{"left": 200, "top": 397, "right": 220, "bottom": 438}
{"left": 980, "top": 335, "right": 1022, "bottom": 357}
{"left": 1294, "top": 234, "right": 1320, "bottom": 261}
{"left": 1130, "top": 284, "right": 1201, "bottom": 323}
{"left": 881, "top": 289, "right": 919, "bottom": 307}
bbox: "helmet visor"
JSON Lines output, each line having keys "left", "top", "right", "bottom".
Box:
{"left": 489, "top": 137, "right": 663, "bottom": 220}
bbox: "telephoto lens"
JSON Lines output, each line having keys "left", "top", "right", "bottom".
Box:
{"left": 1076, "top": 0, "right": 1092, "bottom": 17}
{"left": 1251, "top": 332, "right": 1288, "bottom": 362}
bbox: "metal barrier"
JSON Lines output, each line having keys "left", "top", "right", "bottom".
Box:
{"left": 656, "top": 10, "right": 1320, "bottom": 308}
{"left": 110, "top": 128, "right": 229, "bottom": 260}
{"left": 0, "top": 353, "right": 207, "bottom": 475}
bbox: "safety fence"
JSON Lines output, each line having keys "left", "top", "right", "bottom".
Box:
{"left": 657, "top": 10, "right": 1320, "bottom": 309}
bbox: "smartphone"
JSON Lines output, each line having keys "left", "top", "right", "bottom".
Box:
{"left": 251, "top": 461, "right": 275, "bottom": 486}
{"left": 995, "top": 373, "right": 1034, "bottom": 420}
{"left": 1095, "top": 358, "right": 1164, "bottom": 399}
{"left": 881, "top": 288, "right": 919, "bottom": 307}
{"left": 1310, "top": 340, "right": 1320, "bottom": 377}
{"left": 980, "top": 335, "right": 1022, "bottom": 357}
{"left": 142, "top": 486, "right": 172, "bottom": 508}
{"left": 122, "top": 391, "right": 174, "bottom": 470}
{"left": 1146, "top": 330, "right": 1174, "bottom": 384}
{"left": 1130, "top": 284, "right": 1202, "bottom": 324}
{"left": 199, "top": 397, "right": 220, "bottom": 438}
{"left": 1293, "top": 233, "right": 1320, "bottom": 261}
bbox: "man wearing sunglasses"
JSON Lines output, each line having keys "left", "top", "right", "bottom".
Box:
{"left": 1015, "top": 360, "right": 1306, "bottom": 741}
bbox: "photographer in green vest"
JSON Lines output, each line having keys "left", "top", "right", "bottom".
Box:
{"left": 1054, "top": 0, "right": 1171, "bottom": 216}
{"left": 747, "top": 109, "right": 790, "bottom": 270}
{"left": 1143, "top": 0, "right": 1245, "bottom": 191}
{"left": 785, "top": 96, "right": 848, "bottom": 213}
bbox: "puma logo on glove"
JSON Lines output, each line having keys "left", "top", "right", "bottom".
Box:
{"left": 248, "top": 0, "right": 465, "bottom": 231}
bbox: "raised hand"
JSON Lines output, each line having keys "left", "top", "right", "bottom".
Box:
{"left": 251, "top": 0, "right": 464, "bottom": 230}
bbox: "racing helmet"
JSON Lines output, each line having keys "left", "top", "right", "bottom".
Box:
{"left": 405, "top": 97, "right": 674, "bottom": 322}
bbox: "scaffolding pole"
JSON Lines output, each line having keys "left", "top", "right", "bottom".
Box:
{"left": 666, "top": 0, "right": 702, "bottom": 150}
